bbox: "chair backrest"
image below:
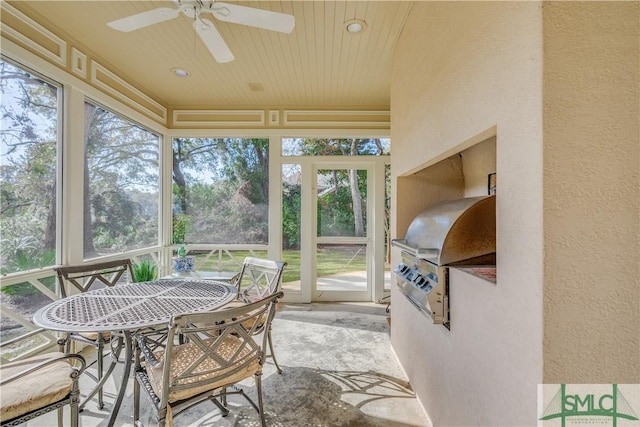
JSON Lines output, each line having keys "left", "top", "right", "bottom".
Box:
{"left": 152, "top": 291, "right": 283, "bottom": 406}
{"left": 236, "top": 257, "right": 286, "bottom": 302}
{"left": 55, "top": 259, "right": 135, "bottom": 298}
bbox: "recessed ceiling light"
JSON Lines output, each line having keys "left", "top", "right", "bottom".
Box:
{"left": 171, "top": 67, "right": 189, "bottom": 78}
{"left": 345, "top": 19, "right": 366, "bottom": 34}
{"left": 248, "top": 82, "right": 265, "bottom": 92}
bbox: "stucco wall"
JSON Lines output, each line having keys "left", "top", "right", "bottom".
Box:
{"left": 461, "top": 137, "right": 497, "bottom": 197}
{"left": 542, "top": 1, "right": 640, "bottom": 382}
{"left": 390, "top": 2, "right": 544, "bottom": 425}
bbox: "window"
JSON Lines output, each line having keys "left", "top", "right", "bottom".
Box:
{"left": 172, "top": 137, "right": 269, "bottom": 244}
{"left": 282, "top": 138, "right": 390, "bottom": 156}
{"left": 282, "top": 163, "right": 301, "bottom": 290}
{"left": 317, "top": 168, "right": 368, "bottom": 237}
{"left": 84, "top": 102, "right": 159, "bottom": 259}
{"left": 0, "top": 59, "right": 60, "bottom": 273}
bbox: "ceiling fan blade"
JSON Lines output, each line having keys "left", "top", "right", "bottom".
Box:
{"left": 107, "top": 7, "right": 180, "bottom": 32}
{"left": 194, "top": 17, "right": 235, "bottom": 63}
{"left": 208, "top": 2, "right": 295, "bottom": 34}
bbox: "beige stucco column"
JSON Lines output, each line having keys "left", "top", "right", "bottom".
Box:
{"left": 542, "top": 1, "right": 639, "bottom": 383}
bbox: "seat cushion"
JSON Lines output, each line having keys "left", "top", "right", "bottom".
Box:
{"left": 0, "top": 352, "right": 74, "bottom": 422}
{"left": 224, "top": 299, "right": 270, "bottom": 331}
{"left": 147, "top": 336, "right": 260, "bottom": 403}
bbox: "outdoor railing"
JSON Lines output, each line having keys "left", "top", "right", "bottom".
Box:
{"left": 0, "top": 245, "right": 268, "bottom": 362}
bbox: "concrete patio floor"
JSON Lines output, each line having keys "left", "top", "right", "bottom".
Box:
{"left": 27, "top": 302, "right": 429, "bottom": 427}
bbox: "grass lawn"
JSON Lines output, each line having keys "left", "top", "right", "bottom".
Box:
{"left": 190, "top": 246, "right": 366, "bottom": 283}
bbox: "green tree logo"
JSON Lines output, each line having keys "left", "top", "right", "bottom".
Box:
{"left": 540, "top": 384, "right": 639, "bottom": 426}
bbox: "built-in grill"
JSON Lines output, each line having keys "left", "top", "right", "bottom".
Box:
{"left": 391, "top": 195, "right": 496, "bottom": 329}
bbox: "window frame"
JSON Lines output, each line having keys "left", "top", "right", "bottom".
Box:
{"left": 82, "top": 98, "right": 162, "bottom": 261}
{"left": 170, "top": 136, "right": 271, "bottom": 246}
{"left": 0, "top": 56, "right": 63, "bottom": 273}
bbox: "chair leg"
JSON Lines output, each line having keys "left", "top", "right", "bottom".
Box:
{"left": 65, "top": 335, "right": 72, "bottom": 354}
{"left": 57, "top": 407, "right": 63, "bottom": 427}
{"left": 267, "top": 328, "right": 282, "bottom": 374}
{"left": 133, "top": 374, "right": 140, "bottom": 424}
{"left": 255, "top": 373, "right": 266, "bottom": 427}
{"left": 221, "top": 387, "right": 227, "bottom": 406}
{"left": 70, "top": 402, "right": 79, "bottom": 427}
{"left": 57, "top": 336, "right": 67, "bottom": 353}
{"left": 158, "top": 407, "right": 167, "bottom": 427}
{"left": 70, "top": 370, "right": 81, "bottom": 427}
{"left": 97, "top": 338, "right": 105, "bottom": 409}
{"left": 213, "top": 387, "right": 230, "bottom": 416}
{"left": 210, "top": 396, "right": 230, "bottom": 417}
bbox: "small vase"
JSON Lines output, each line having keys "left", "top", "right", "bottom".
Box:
{"left": 172, "top": 256, "right": 195, "bottom": 273}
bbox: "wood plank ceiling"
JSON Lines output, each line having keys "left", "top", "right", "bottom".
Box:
{"left": 9, "top": 1, "right": 413, "bottom": 109}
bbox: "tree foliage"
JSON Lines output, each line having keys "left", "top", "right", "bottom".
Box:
{"left": 281, "top": 138, "right": 385, "bottom": 243}
{"left": 282, "top": 182, "right": 301, "bottom": 249}
{"left": 0, "top": 61, "right": 58, "bottom": 273}
{"left": 172, "top": 138, "right": 269, "bottom": 244}
{"left": 83, "top": 102, "right": 159, "bottom": 257}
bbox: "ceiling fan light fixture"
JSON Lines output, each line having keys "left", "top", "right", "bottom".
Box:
{"left": 171, "top": 67, "right": 190, "bottom": 78}
{"left": 107, "top": 2, "right": 295, "bottom": 63}
{"left": 345, "top": 19, "right": 366, "bottom": 34}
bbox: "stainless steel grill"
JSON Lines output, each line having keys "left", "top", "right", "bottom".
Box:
{"left": 392, "top": 195, "right": 496, "bottom": 329}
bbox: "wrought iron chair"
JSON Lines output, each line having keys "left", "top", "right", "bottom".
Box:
{"left": 54, "top": 259, "right": 135, "bottom": 410}
{"left": 0, "top": 352, "right": 86, "bottom": 427}
{"left": 232, "top": 257, "right": 287, "bottom": 373}
{"left": 133, "top": 292, "right": 284, "bottom": 427}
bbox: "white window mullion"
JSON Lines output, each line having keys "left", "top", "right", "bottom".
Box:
{"left": 160, "top": 131, "right": 173, "bottom": 275}
{"left": 62, "top": 86, "right": 86, "bottom": 265}
{"left": 300, "top": 159, "right": 313, "bottom": 303}
{"left": 372, "top": 158, "right": 387, "bottom": 303}
{"left": 268, "top": 134, "right": 282, "bottom": 261}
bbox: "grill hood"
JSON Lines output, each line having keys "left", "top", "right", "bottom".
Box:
{"left": 392, "top": 195, "right": 496, "bottom": 266}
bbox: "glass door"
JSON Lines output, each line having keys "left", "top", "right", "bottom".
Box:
{"left": 313, "top": 166, "right": 371, "bottom": 301}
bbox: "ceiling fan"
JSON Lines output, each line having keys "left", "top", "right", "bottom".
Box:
{"left": 107, "top": 0, "right": 295, "bottom": 63}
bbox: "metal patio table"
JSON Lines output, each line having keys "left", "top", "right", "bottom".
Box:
{"left": 32, "top": 279, "right": 237, "bottom": 427}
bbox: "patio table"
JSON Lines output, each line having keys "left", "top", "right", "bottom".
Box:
{"left": 32, "top": 279, "right": 237, "bottom": 427}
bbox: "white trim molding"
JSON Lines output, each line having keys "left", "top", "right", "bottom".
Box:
{"left": 269, "top": 110, "right": 280, "bottom": 126}
{"left": 0, "top": 2, "right": 67, "bottom": 67}
{"left": 283, "top": 110, "right": 390, "bottom": 128}
{"left": 70, "top": 48, "right": 86, "bottom": 78}
{"left": 90, "top": 60, "right": 167, "bottom": 123}
{"left": 172, "top": 109, "right": 266, "bottom": 127}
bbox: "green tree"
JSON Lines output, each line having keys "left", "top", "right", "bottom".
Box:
{"left": 171, "top": 138, "right": 269, "bottom": 245}
{"left": 0, "top": 60, "right": 58, "bottom": 272}
{"left": 172, "top": 137, "right": 220, "bottom": 216}
{"left": 298, "top": 138, "right": 383, "bottom": 237}
{"left": 83, "top": 103, "right": 159, "bottom": 256}
{"left": 282, "top": 182, "right": 301, "bottom": 249}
